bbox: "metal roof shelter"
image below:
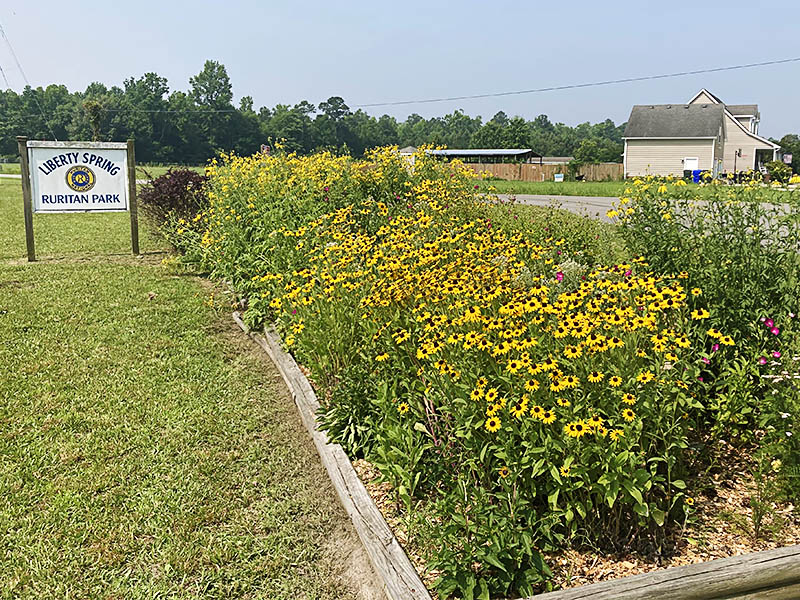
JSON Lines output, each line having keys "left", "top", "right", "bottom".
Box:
{"left": 426, "top": 148, "right": 543, "bottom": 163}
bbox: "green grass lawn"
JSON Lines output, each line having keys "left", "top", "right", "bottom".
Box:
{"left": 0, "top": 179, "right": 365, "bottom": 599}
{"left": 475, "top": 179, "right": 627, "bottom": 197}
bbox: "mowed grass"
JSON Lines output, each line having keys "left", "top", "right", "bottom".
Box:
{"left": 0, "top": 179, "right": 361, "bottom": 599}
{"left": 475, "top": 179, "right": 627, "bottom": 197}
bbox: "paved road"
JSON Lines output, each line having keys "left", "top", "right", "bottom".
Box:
{"left": 497, "top": 194, "right": 616, "bottom": 222}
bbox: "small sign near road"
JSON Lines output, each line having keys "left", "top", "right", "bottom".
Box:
{"left": 28, "top": 141, "right": 130, "bottom": 213}
{"left": 17, "top": 137, "right": 140, "bottom": 261}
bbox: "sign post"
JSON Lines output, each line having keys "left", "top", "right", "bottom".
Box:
{"left": 16, "top": 136, "right": 36, "bottom": 262}
{"left": 127, "top": 139, "right": 139, "bottom": 255}
{"left": 17, "top": 139, "right": 140, "bottom": 261}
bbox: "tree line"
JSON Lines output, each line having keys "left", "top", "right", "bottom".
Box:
{"left": 2, "top": 59, "right": 796, "bottom": 170}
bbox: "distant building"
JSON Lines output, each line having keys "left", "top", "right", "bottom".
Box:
{"left": 623, "top": 89, "right": 779, "bottom": 177}
{"left": 426, "top": 148, "right": 543, "bottom": 164}
{"left": 540, "top": 156, "right": 575, "bottom": 165}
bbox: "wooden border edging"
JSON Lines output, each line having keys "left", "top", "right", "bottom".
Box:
{"left": 529, "top": 544, "right": 800, "bottom": 600}
{"left": 232, "top": 312, "right": 432, "bottom": 600}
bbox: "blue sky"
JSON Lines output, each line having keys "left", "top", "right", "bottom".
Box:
{"left": 1, "top": 1, "right": 799, "bottom": 138}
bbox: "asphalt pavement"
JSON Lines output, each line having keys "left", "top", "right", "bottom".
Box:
{"left": 496, "top": 194, "right": 616, "bottom": 222}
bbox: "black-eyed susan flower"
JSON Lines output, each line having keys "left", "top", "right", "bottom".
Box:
{"left": 375, "top": 352, "right": 389, "bottom": 362}
{"left": 637, "top": 370, "right": 655, "bottom": 384}
{"left": 609, "top": 429, "right": 625, "bottom": 441}
{"left": 622, "top": 408, "right": 636, "bottom": 421}
{"left": 557, "top": 397, "right": 570, "bottom": 407}
{"left": 565, "top": 420, "right": 588, "bottom": 438}
{"left": 608, "top": 375, "right": 622, "bottom": 388}
{"left": 484, "top": 387, "right": 498, "bottom": 403}
{"left": 559, "top": 464, "right": 572, "bottom": 477}
{"left": 587, "top": 371, "right": 604, "bottom": 383}
{"left": 397, "top": 402, "right": 410, "bottom": 414}
{"left": 541, "top": 410, "right": 556, "bottom": 424}
{"left": 499, "top": 466, "right": 510, "bottom": 478}
{"left": 524, "top": 378, "right": 540, "bottom": 392}
{"left": 621, "top": 393, "right": 636, "bottom": 405}
{"left": 485, "top": 416, "right": 501, "bottom": 433}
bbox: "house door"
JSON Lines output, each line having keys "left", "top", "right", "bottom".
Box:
{"left": 684, "top": 157, "right": 699, "bottom": 171}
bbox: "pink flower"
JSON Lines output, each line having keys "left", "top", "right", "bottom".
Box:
{"left": 712, "top": 343, "right": 719, "bottom": 352}
{"left": 765, "top": 319, "right": 774, "bottom": 328}
{"left": 556, "top": 272, "right": 564, "bottom": 282}
{"left": 701, "top": 357, "right": 710, "bottom": 364}
{"left": 624, "top": 269, "right": 632, "bottom": 277}
{"left": 474, "top": 185, "right": 479, "bottom": 189}
{"left": 771, "top": 327, "right": 780, "bottom": 335}
{"left": 759, "top": 356, "right": 768, "bottom": 365}
{"left": 698, "top": 376, "right": 704, "bottom": 382}
{"left": 557, "top": 250, "right": 562, "bottom": 255}
{"left": 323, "top": 186, "right": 329, "bottom": 192}
{"left": 773, "top": 351, "right": 782, "bottom": 358}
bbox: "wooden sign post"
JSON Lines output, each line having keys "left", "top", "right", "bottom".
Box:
{"left": 17, "top": 137, "right": 140, "bottom": 261}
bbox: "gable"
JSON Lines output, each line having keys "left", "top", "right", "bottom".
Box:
{"left": 689, "top": 89, "right": 722, "bottom": 105}
{"left": 624, "top": 104, "right": 724, "bottom": 138}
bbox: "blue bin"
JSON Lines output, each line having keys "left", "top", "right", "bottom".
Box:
{"left": 692, "top": 169, "right": 703, "bottom": 183}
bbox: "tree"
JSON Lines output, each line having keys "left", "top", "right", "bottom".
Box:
{"left": 189, "top": 60, "right": 233, "bottom": 108}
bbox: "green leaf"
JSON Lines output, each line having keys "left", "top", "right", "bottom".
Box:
{"left": 623, "top": 480, "right": 643, "bottom": 505}
{"left": 671, "top": 479, "right": 686, "bottom": 489}
{"left": 652, "top": 507, "right": 666, "bottom": 526}
{"left": 548, "top": 488, "right": 559, "bottom": 509}
{"left": 478, "top": 578, "right": 490, "bottom": 600}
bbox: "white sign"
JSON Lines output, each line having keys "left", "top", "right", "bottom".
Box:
{"left": 554, "top": 173, "right": 564, "bottom": 182}
{"left": 28, "top": 141, "right": 129, "bottom": 213}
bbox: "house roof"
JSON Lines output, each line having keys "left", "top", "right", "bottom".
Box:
{"left": 725, "top": 104, "right": 759, "bottom": 116}
{"left": 398, "top": 145, "right": 417, "bottom": 154}
{"left": 624, "top": 104, "right": 724, "bottom": 138}
{"left": 426, "top": 148, "right": 541, "bottom": 158}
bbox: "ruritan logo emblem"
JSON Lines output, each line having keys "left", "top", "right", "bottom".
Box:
{"left": 65, "top": 165, "right": 96, "bottom": 192}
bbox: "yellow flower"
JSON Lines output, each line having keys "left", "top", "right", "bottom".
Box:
{"left": 499, "top": 466, "right": 510, "bottom": 478}
{"left": 636, "top": 370, "right": 655, "bottom": 384}
{"left": 524, "top": 378, "right": 540, "bottom": 392}
{"left": 557, "top": 397, "right": 570, "bottom": 407}
{"left": 375, "top": 352, "right": 389, "bottom": 362}
{"left": 530, "top": 404, "right": 544, "bottom": 420}
{"left": 622, "top": 408, "right": 636, "bottom": 421}
{"left": 485, "top": 416, "right": 501, "bottom": 433}
{"left": 397, "top": 402, "right": 410, "bottom": 414}
{"left": 559, "top": 464, "right": 572, "bottom": 477}
{"left": 610, "top": 429, "right": 625, "bottom": 441}
{"left": 541, "top": 409, "right": 556, "bottom": 424}
{"left": 621, "top": 393, "right": 636, "bottom": 405}
{"left": 608, "top": 375, "right": 622, "bottom": 388}
{"left": 565, "top": 420, "right": 588, "bottom": 438}
{"left": 587, "top": 371, "right": 604, "bottom": 383}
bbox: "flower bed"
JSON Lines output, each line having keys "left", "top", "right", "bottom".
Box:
{"left": 168, "top": 149, "right": 798, "bottom": 599}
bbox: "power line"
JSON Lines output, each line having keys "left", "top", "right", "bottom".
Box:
{"left": 0, "top": 18, "right": 59, "bottom": 139}
{"left": 0, "top": 60, "right": 11, "bottom": 90}
{"left": 352, "top": 56, "right": 800, "bottom": 108}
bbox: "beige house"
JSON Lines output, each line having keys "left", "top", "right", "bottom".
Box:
{"left": 623, "top": 89, "right": 779, "bottom": 177}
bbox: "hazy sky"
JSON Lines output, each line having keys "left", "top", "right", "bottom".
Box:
{"left": 1, "top": 1, "right": 799, "bottom": 138}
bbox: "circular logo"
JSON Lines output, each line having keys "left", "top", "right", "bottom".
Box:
{"left": 66, "top": 165, "right": 96, "bottom": 192}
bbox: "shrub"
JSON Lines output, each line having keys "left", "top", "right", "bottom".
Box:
{"left": 139, "top": 168, "right": 209, "bottom": 231}
{"left": 766, "top": 160, "right": 792, "bottom": 183}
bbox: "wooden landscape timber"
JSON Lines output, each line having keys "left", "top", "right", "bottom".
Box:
{"left": 231, "top": 312, "right": 432, "bottom": 600}
{"left": 530, "top": 544, "right": 800, "bottom": 600}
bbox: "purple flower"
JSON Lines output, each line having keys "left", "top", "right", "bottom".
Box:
{"left": 292, "top": 309, "right": 297, "bottom": 315}
{"left": 771, "top": 327, "right": 780, "bottom": 335}
{"left": 557, "top": 250, "right": 562, "bottom": 255}
{"left": 556, "top": 272, "right": 564, "bottom": 282}
{"left": 765, "top": 319, "right": 774, "bottom": 328}
{"left": 773, "top": 351, "right": 782, "bottom": 358}
{"left": 474, "top": 185, "right": 479, "bottom": 189}
{"left": 323, "top": 186, "right": 329, "bottom": 192}
{"left": 712, "top": 343, "right": 719, "bottom": 352}
{"left": 701, "top": 357, "right": 710, "bottom": 364}
{"left": 624, "top": 269, "right": 632, "bottom": 277}
{"left": 759, "top": 356, "right": 768, "bottom": 365}
{"left": 698, "top": 376, "right": 704, "bottom": 382}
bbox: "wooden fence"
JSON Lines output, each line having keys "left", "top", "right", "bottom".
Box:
{"left": 463, "top": 162, "right": 623, "bottom": 182}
